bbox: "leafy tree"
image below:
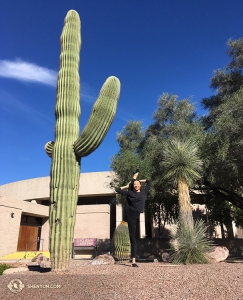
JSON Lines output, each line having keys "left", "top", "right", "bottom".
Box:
{"left": 147, "top": 93, "right": 204, "bottom": 143}
{"left": 207, "top": 198, "right": 235, "bottom": 239}
{"left": 145, "top": 192, "right": 178, "bottom": 237}
{"left": 202, "top": 38, "right": 243, "bottom": 129}
{"left": 206, "top": 196, "right": 243, "bottom": 238}
{"left": 110, "top": 121, "right": 151, "bottom": 204}
{"left": 200, "top": 38, "right": 243, "bottom": 215}
{"left": 111, "top": 94, "right": 205, "bottom": 233}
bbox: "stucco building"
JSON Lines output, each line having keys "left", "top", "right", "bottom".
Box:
{"left": 0, "top": 171, "right": 242, "bottom": 258}
{"left": 0, "top": 171, "right": 148, "bottom": 257}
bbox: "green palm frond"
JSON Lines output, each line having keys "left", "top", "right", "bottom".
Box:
{"left": 170, "top": 219, "right": 214, "bottom": 264}
{"left": 162, "top": 138, "right": 203, "bottom": 187}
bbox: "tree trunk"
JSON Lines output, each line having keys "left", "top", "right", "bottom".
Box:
{"left": 178, "top": 179, "right": 194, "bottom": 227}
{"left": 219, "top": 212, "right": 225, "bottom": 239}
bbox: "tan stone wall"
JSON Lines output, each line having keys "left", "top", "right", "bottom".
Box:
{"left": 78, "top": 172, "right": 114, "bottom": 196}
{"left": 236, "top": 227, "right": 243, "bottom": 238}
{"left": 0, "top": 171, "right": 115, "bottom": 201}
{"left": 0, "top": 172, "right": 115, "bottom": 256}
{"left": 38, "top": 204, "right": 111, "bottom": 254}
{"left": 0, "top": 196, "right": 23, "bottom": 256}
{"left": 0, "top": 177, "right": 50, "bottom": 201}
{"left": 22, "top": 202, "right": 49, "bottom": 217}
{"left": 74, "top": 205, "right": 110, "bottom": 239}
{"left": 40, "top": 217, "right": 49, "bottom": 251}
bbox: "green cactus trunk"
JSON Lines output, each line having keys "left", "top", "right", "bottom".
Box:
{"left": 49, "top": 10, "right": 81, "bottom": 271}
{"left": 113, "top": 222, "right": 131, "bottom": 261}
{"left": 45, "top": 10, "right": 120, "bottom": 271}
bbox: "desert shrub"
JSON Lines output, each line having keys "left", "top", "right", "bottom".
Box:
{"left": 170, "top": 219, "right": 214, "bottom": 264}
{"left": 0, "top": 263, "right": 11, "bottom": 275}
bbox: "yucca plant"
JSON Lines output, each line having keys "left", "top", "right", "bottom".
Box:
{"left": 162, "top": 138, "right": 203, "bottom": 227}
{"left": 170, "top": 219, "right": 214, "bottom": 264}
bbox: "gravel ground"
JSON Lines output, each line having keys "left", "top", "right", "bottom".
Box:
{"left": 1, "top": 260, "right": 242, "bottom": 300}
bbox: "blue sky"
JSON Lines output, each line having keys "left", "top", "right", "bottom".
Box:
{"left": 1, "top": 0, "right": 243, "bottom": 185}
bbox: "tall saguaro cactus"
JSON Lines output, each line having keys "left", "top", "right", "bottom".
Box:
{"left": 45, "top": 10, "right": 120, "bottom": 271}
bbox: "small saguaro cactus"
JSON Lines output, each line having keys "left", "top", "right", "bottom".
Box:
{"left": 113, "top": 221, "right": 131, "bottom": 261}
{"left": 45, "top": 10, "right": 120, "bottom": 271}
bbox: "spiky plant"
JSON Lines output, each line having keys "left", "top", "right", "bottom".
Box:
{"left": 170, "top": 219, "right": 214, "bottom": 264}
{"left": 162, "top": 138, "right": 203, "bottom": 227}
{"left": 45, "top": 10, "right": 120, "bottom": 271}
{"left": 113, "top": 222, "right": 131, "bottom": 261}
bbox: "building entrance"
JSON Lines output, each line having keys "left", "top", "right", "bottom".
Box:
{"left": 17, "top": 215, "right": 42, "bottom": 251}
{"left": 17, "top": 225, "right": 39, "bottom": 251}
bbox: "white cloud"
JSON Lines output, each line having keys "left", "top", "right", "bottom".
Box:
{"left": 0, "top": 58, "right": 98, "bottom": 102}
{"left": 0, "top": 58, "right": 57, "bottom": 86}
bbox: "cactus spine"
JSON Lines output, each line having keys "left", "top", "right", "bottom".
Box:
{"left": 45, "top": 10, "right": 120, "bottom": 271}
{"left": 113, "top": 222, "right": 131, "bottom": 261}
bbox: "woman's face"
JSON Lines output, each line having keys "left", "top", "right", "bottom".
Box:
{"left": 133, "top": 180, "right": 141, "bottom": 192}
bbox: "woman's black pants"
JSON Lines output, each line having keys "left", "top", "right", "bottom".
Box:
{"left": 124, "top": 205, "right": 140, "bottom": 258}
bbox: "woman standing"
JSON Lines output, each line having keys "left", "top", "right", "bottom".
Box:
{"left": 115, "top": 170, "right": 151, "bottom": 267}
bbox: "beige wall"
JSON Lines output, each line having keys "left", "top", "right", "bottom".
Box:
{"left": 0, "top": 172, "right": 115, "bottom": 256}
{"left": 2, "top": 172, "right": 241, "bottom": 257}
{"left": 38, "top": 205, "right": 111, "bottom": 254}
{"left": 236, "top": 227, "right": 243, "bottom": 238}
{"left": 74, "top": 205, "right": 110, "bottom": 239}
{"left": 22, "top": 201, "right": 49, "bottom": 217}
{"left": 40, "top": 218, "right": 49, "bottom": 251}
{"left": 0, "top": 197, "right": 50, "bottom": 256}
{"left": 0, "top": 171, "right": 115, "bottom": 201}
{"left": 0, "top": 196, "right": 22, "bottom": 256}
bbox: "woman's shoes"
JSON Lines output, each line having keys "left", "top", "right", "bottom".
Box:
{"left": 133, "top": 169, "right": 139, "bottom": 175}
{"left": 132, "top": 263, "right": 139, "bottom": 267}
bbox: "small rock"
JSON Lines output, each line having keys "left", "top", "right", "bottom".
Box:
{"left": 29, "top": 254, "right": 50, "bottom": 268}
{"left": 31, "top": 253, "right": 43, "bottom": 262}
{"left": 208, "top": 246, "right": 229, "bottom": 263}
{"left": 40, "top": 258, "right": 51, "bottom": 268}
{"left": 161, "top": 252, "right": 173, "bottom": 263}
{"left": 90, "top": 254, "right": 115, "bottom": 265}
{"left": 3, "top": 267, "right": 29, "bottom": 275}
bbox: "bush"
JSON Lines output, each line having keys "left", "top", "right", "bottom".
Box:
{"left": 0, "top": 263, "right": 11, "bottom": 275}
{"left": 170, "top": 219, "right": 214, "bottom": 264}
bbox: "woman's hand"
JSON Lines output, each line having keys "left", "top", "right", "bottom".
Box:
{"left": 120, "top": 181, "right": 131, "bottom": 190}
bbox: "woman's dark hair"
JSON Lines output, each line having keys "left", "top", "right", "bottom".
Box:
{"left": 129, "top": 179, "right": 141, "bottom": 192}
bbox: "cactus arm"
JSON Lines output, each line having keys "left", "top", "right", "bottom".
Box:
{"left": 74, "top": 76, "right": 120, "bottom": 157}
{"left": 44, "top": 141, "right": 54, "bottom": 157}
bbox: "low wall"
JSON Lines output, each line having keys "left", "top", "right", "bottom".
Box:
{"left": 97, "top": 238, "right": 243, "bottom": 259}
{"left": 213, "top": 238, "right": 243, "bottom": 257}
